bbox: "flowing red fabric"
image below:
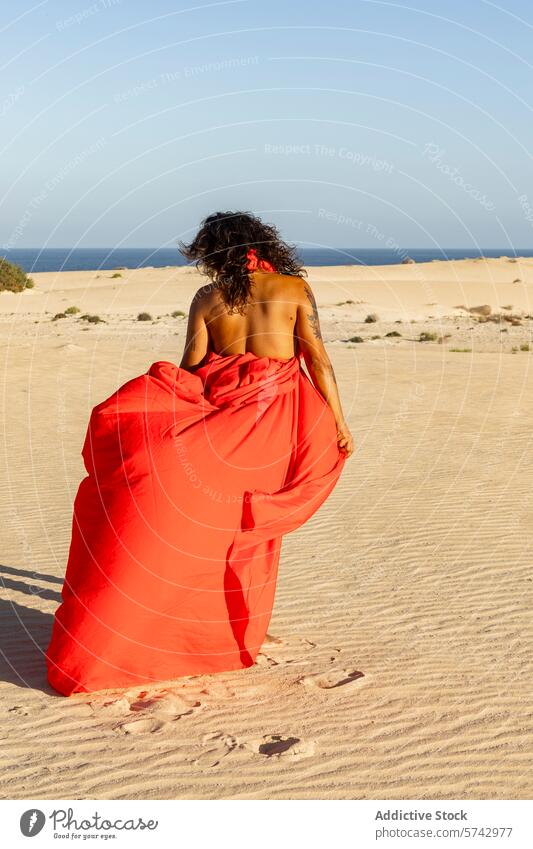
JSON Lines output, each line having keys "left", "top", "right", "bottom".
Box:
{"left": 46, "top": 260, "right": 345, "bottom": 696}
{"left": 46, "top": 351, "right": 345, "bottom": 695}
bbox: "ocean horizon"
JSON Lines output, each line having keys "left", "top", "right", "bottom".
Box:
{"left": 3, "top": 247, "right": 533, "bottom": 274}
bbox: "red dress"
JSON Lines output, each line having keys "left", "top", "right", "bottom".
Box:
{"left": 45, "top": 258, "right": 346, "bottom": 695}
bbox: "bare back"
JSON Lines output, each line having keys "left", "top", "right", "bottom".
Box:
{"left": 203, "top": 271, "right": 301, "bottom": 360}
{"left": 179, "top": 268, "right": 353, "bottom": 455}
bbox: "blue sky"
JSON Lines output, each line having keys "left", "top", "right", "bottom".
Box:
{"left": 2, "top": 0, "right": 533, "bottom": 250}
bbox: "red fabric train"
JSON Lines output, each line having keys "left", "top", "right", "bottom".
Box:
{"left": 45, "top": 258, "right": 345, "bottom": 695}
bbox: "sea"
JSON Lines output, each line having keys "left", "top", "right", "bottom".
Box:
{"left": 3, "top": 247, "right": 533, "bottom": 274}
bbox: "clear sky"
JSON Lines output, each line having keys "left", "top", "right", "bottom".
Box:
{"left": 2, "top": 0, "right": 533, "bottom": 251}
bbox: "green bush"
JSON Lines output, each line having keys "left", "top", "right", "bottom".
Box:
{"left": 137, "top": 312, "right": 152, "bottom": 321}
{"left": 520, "top": 343, "right": 530, "bottom": 352}
{"left": 111, "top": 272, "right": 122, "bottom": 278}
{"left": 419, "top": 331, "right": 438, "bottom": 342}
{"left": 171, "top": 310, "right": 186, "bottom": 318}
{"left": 347, "top": 336, "right": 364, "bottom": 343}
{"left": 64, "top": 305, "right": 80, "bottom": 314}
{"left": 0, "top": 257, "right": 34, "bottom": 292}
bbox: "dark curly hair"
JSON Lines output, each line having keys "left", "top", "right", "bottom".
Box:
{"left": 178, "top": 211, "right": 305, "bottom": 314}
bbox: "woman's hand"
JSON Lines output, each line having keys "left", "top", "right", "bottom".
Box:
{"left": 336, "top": 420, "right": 354, "bottom": 457}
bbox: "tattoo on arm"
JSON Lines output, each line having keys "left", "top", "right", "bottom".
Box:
{"left": 303, "top": 284, "right": 322, "bottom": 340}
{"left": 326, "top": 361, "right": 338, "bottom": 387}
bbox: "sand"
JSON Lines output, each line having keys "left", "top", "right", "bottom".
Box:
{"left": 1, "top": 258, "right": 532, "bottom": 799}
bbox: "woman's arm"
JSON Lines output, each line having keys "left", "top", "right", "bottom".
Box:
{"left": 179, "top": 289, "right": 209, "bottom": 370}
{"left": 295, "top": 278, "right": 354, "bottom": 456}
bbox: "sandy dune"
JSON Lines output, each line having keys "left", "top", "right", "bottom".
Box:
{"left": 1, "top": 259, "right": 532, "bottom": 799}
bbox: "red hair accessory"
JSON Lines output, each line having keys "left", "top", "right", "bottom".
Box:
{"left": 246, "top": 248, "right": 276, "bottom": 272}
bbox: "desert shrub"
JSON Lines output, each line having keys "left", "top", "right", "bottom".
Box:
{"left": 80, "top": 314, "right": 104, "bottom": 324}
{"left": 520, "top": 343, "right": 530, "bottom": 352}
{"left": 364, "top": 313, "right": 379, "bottom": 323}
{"left": 171, "top": 310, "right": 186, "bottom": 318}
{"left": 111, "top": 272, "right": 122, "bottom": 278}
{"left": 0, "top": 257, "right": 34, "bottom": 292}
{"left": 419, "top": 331, "right": 438, "bottom": 342}
{"left": 347, "top": 336, "right": 364, "bottom": 343}
{"left": 450, "top": 348, "right": 472, "bottom": 353}
{"left": 65, "top": 305, "right": 80, "bottom": 314}
{"left": 137, "top": 312, "right": 152, "bottom": 321}
{"left": 52, "top": 312, "right": 67, "bottom": 321}
{"left": 385, "top": 331, "right": 401, "bottom": 337}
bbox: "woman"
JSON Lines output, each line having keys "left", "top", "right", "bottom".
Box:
{"left": 46, "top": 212, "right": 353, "bottom": 696}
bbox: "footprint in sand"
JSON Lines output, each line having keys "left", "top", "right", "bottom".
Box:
{"left": 194, "top": 731, "right": 315, "bottom": 766}
{"left": 256, "top": 634, "right": 317, "bottom": 668}
{"left": 246, "top": 734, "right": 316, "bottom": 760}
{"left": 89, "top": 688, "right": 201, "bottom": 734}
{"left": 299, "top": 668, "right": 364, "bottom": 690}
{"left": 193, "top": 731, "right": 239, "bottom": 768}
{"left": 118, "top": 717, "right": 167, "bottom": 735}
{"left": 128, "top": 690, "right": 199, "bottom": 718}
{"left": 198, "top": 680, "right": 236, "bottom": 699}
{"left": 7, "top": 705, "right": 30, "bottom": 716}
{"left": 89, "top": 696, "right": 131, "bottom": 717}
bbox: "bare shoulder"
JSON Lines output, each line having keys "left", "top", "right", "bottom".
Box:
{"left": 286, "top": 274, "right": 317, "bottom": 307}
{"left": 260, "top": 272, "right": 307, "bottom": 302}
{"left": 190, "top": 282, "right": 218, "bottom": 311}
